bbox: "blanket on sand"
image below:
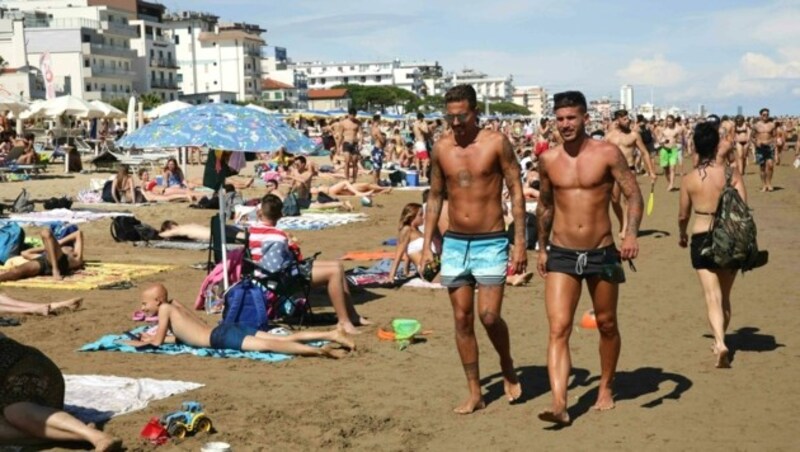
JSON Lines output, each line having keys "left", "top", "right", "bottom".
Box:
{"left": 276, "top": 213, "right": 366, "bottom": 231}
{"left": 0, "top": 261, "right": 174, "bottom": 290}
{"left": 132, "top": 240, "right": 242, "bottom": 251}
{"left": 0, "top": 208, "right": 131, "bottom": 227}
{"left": 64, "top": 375, "right": 203, "bottom": 424}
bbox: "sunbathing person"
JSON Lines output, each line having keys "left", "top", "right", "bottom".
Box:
{"left": 158, "top": 220, "right": 243, "bottom": 243}
{"left": 0, "top": 230, "right": 84, "bottom": 283}
{"left": 162, "top": 158, "right": 188, "bottom": 189}
{"left": 123, "top": 284, "right": 354, "bottom": 358}
{"left": 311, "top": 181, "right": 392, "bottom": 198}
{"left": 386, "top": 203, "right": 437, "bottom": 281}
{"left": 0, "top": 332, "right": 122, "bottom": 451}
{"left": 15, "top": 133, "right": 37, "bottom": 165}
{"left": 250, "top": 195, "right": 372, "bottom": 334}
{"left": 111, "top": 165, "right": 136, "bottom": 203}
{"left": 137, "top": 169, "right": 201, "bottom": 202}
{"left": 264, "top": 179, "right": 354, "bottom": 212}
{"left": 0, "top": 293, "right": 82, "bottom": 316}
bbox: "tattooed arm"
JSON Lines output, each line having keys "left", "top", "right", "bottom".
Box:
{"left": 535, "top": 156, "right": 554, "bottom": 277}
{"left": 609, "top": 145, "right": 644, "bottom": 259}
{"left": 499, "top": 135, "right": 528, "bottom": 273}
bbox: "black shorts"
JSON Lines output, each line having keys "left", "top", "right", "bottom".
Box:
{"left": 546, "top": 244, "right": 625, "bottom": 283}
{"left": 343, "top": 142, "right": 358, "bottom": 155}
{"left": 690, "top": 232, "right": 720, "bottom": 270}
{"left": 35, "top": 253, "right": 71, "bottom": 277}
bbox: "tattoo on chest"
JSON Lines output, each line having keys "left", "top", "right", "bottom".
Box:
{"left": 457, "top": 170, "right": 472, "bottom": 187}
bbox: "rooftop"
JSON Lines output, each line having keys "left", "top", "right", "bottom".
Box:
{"left": 262, "top": 78, "right": 294, "bottom": 90}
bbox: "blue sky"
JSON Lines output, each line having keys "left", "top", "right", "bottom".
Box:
{"left": 166, "top": 0, "right": 800, "bottom": 115}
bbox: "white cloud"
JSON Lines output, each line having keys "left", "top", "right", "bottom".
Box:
{"left": 792, "top": 87, "right": 800, "bottom": 96}
{"left": 718, "top": 74, "right": 776, "bottom": 98}
{"left": 738, "top": 51, "right": 800, "bottom": 79}
{"left": 716, "top": 49, "right": 800, "bottom": 98}
{"left": 616, "top": 55, "right": 687, "bottom": 87}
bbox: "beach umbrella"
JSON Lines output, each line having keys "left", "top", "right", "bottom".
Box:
{"left": 38, "top": 95, "right": 104, "bottom": 118}
{"left": 144, "top": 100, "right": 191, "bottom": 119}
{"left": 117, "top": 103, "right": 319, "bottom": 154}
{"left": 126, "top": 96, "right": 136, "bottom": 133}
{"left": 89, "top": 100, "right": 125, "bottom": 119}
{"left": 0, "top": 95, "right": 27, "bottom": 113}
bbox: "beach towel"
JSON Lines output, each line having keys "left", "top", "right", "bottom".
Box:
{"left": 64, "top": 375, "right": 203, "bottom": 424}
{"left": 0, "top": 262, "right": 174, "bottom": 290}
{"left": 340, "top": 250, "right": 395, "bottom": 261}
{"left": 80, "top": 326, "right": 305, "bottom": 363}
{"left": 277, "top": 213, "right": 366, "bottom": 231}
{"left": 132, "top": 240, "right": 243, "bottom": 251}
{"left": 345, "top": 259, "right": 413, "bottom": 288}
{"left": 402, "top": 278, "right": 445, "bottom": 289}
{"left": 0, "top": 208, "right": 132, "bottom": 227}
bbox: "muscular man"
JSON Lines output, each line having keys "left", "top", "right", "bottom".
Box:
{"left": 606, "top": 110, "right": 656, "bottom": 238}
{"left": 413, "top": 113, "right": 432, "bottom": 181}
{"left": 340, "top": 108, "right": 362, "bottom": 183}
{"left": 753, "top": 108, "right": 777, "bottom": 191}
{"left": 535, "top": 91, "right": 643, "bottom": 425}
{"left": 370, "top": 114, "right": 386, "bottom": 185}
{"left": 285, "top": 155, "right": 316, "bottom": 208}
{"left": 421, "top": 84, "right": 526, "bottom": 414}
{"left": 658, "top": 115, "right": 684, "bottom": 191}
{"left": 331, "top": 118, "right": 343, "bottom": 164}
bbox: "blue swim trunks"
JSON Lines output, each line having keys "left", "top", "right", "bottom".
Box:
{"left": 209, "top": 323, "right": 259, "bottom": 350}
{"left": 440, "top": 231, "right": 509, "bottom": 287}
{"left": 371, "top": 147, "right": 383, "bottom": 173}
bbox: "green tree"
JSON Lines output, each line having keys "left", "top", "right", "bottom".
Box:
{"left": 109, "top": 98, "right": 129, "bottom": 112}
{"left": 477, "top": 101, "right": 530, "bottom": 116}
{"left": 332, "top": 84, "right": 418, "bottom": 111}
{"left": 139, "top": 92, "right": 163, "bottom": 110}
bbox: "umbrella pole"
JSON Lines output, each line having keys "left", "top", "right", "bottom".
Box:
{"left": 181, "top": 147, "right": 188, "bottom": 180}
{"left": 219, "top": 187, "right": 229, "bottom": 291}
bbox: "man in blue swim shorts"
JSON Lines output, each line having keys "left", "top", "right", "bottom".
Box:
{"left": 123, "top": 284, "right": 355, "bottom": 359}
{"left": 370, "top": 114, "right": 386, "bottom": 185}
{"left": 535, "top": 91, "right": 643, "bottom": 425}
{"left": 421, "top": 84, "right": 527, "bottom": 415}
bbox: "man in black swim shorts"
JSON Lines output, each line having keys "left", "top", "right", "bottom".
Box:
{"left": 0, "top": 229, "right": 84, "bottom": 283}
{"left": 340, "top": 107, "right": 363, "bottom": 183}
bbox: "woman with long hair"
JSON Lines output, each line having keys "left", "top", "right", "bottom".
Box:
{"left": 678, "top": 122, "right": 747, "bottom": 368}
{"left": 111, "top": 164, "right": 135, "bottom": 203}
{"left": 386, "top": 203, "right": 437, "bottom": 281}
{"left": 163, "top": 158, "right": 186, "bottom": 189}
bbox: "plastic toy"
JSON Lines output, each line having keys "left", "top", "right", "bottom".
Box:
{"left": 159, "top": 401, "right": 213, "bottom": 439}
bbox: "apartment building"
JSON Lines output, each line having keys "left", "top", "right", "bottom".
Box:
{"left": 442, "top": 69, "right": 514, "bottom": 101}
{"left": 0, "top": 9, "right": 47, "bottom": 100}
{"left": 129, "top": 0, "right": 179, "bottom": 101}
{"left": 291, "top": 59, "right": 423, "bottom": 96}
{"left": 512, "top": 85, "right": 548, "bottom": 118}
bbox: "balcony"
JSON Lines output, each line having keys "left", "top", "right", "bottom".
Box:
{"left": 150, "top": 80, "right": 180, "bottom": 90}
{"left": 99, "top": 21, "right": 139, "bottom": 38}
{"left": 83, "top": 66, "right": 137, "bottom": 79}
{"left": 84, "top": 90, "right": 131, "bottom": 102}
{"left": 150, "top": 58, "right": 180, "bottom": 69}
{"left": 83, "top": 42, "right": 137, "bottom": 59}
{"left": 26, "top": 17, "right": 101, "bottom": 30}
{"left": 244, "top": 47, "right": 262, "bottom": 57}
{"left": 152, "top": 34, "right": 172, "bottom": 44}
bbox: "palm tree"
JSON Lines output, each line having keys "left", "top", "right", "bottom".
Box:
{"left": 139, "top": 92, "right": 162, "bottom": 110}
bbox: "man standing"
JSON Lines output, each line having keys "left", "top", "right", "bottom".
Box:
{"left": 341, "top": 108, "right": 362, "bottom": 183}
{"left": 535, "top": 91, "right": 643, "bottom": 425}
{"left": 413, "top": 112, "right": 432, "bottom": 181}
{"left": 370, "top": 114, "right": 386, "bottom": 185}
{"left": 658, "top": 115, "right": 683, "bottom": 191}
{"left": 606, "top": 110, "right": 656, "bottom": 238}
{"left": 421, "top": 84, "right": 527, "bottom": 414}
{"left": 753, "top": 108, "right": 777, "bottom": 192}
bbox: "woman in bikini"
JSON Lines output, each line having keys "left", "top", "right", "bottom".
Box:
{"left": 678, "top": 122, "right": 747, "bottom": 369}
{"left": 162, "top": 158, "right": 190, "bottom": 192}
{"left": 136, "top": 169, "right": 198, "bottom": 202}
{"left": 733, "top": 115, "right": 751, "bottom": 175}
{"left": 386, "top": 203, "right": 436, "bottom": 282}
{"left": 110, "top": 165, "right": 136, "bottom": 203}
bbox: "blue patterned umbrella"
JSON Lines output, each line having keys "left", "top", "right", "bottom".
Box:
{"left": 117, "top": 103, "right": 319, "bottom": 154}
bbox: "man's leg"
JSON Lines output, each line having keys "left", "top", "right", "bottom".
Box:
{"left": 40, "top": 230, "right": 65, "bottom": 280}
{"left": 310, "top": 261, "right": 369, "bottom": 334}
{"left": 539, "top": 272, "right": 582, "bottom": 424}
{"left": 448, "top": 284, "right": 484, "bottom": 414}
{"left": 586, "top": 276, "right": 621, "bottom": 410}
{"left": 0, "top": 261, "right": 42, "bottom": 283}
{"left": 476, "top": 284, "right": 521, "bottom": 402}
{"left": 765, "top": 158, "right": 775, "bottom": 191}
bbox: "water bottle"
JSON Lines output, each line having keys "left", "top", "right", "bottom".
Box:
{"left": 205, "top": 287, "right": 222, "bottom": 314}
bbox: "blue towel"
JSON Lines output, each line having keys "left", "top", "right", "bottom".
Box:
{"left": 382, "top": 238, "right": 398, "bottom": 246}
{"left": 80, "top": 326, "right": 297, "bottom": 363}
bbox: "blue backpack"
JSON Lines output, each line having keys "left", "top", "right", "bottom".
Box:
{"left": 221, "top": 279, "right": 269, "bottom": 331}
{"left": 0, "top": 223, "right": 25, "bottom": 265}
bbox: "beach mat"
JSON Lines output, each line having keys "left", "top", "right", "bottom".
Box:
{"left": 277, "top": 213, "right": 367, "bottom": 231}
{"left": 64, "top": 375, "right": 203, "bottom": 424}
{"left": 0, "top": 208, "right": 132, "bottom": 227}
{"left": 80, "top": 326, "right": 303, "bottom": 363}
{"left": 132, "top": 240, "right": 243, "bottom": 251}
{"left": 0, "top": 262, "right": 174, "bottom": 290}
{"left": 340, "top": 250, "right": 395, "bottom": 261}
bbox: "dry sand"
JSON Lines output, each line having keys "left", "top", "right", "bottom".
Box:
{"left": 1, "top": 157, "right": 798, "bottom": 451}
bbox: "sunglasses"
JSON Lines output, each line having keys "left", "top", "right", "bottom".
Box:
{"left": 444, "top": 113, "right": 470, "bottom": 124}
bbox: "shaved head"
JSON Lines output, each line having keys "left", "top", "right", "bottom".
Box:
{"left": 142, "top": 283, "right": 168, "bottom": 302}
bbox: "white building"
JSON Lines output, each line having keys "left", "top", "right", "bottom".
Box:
{"left": 637, "top": 102, "right": 656, "bottom": 119}
{"left": 129, "top": 0, "right": 179, "bottom": 101}
{"left": 620, "top": 84, "right": 633, "bottom": 111}
{"left": 2, "top": 0, "right": 138, "bottom": 102}
{"left": 260, "top": 47, "right": 307, "bottom": 109}
{"left": 291, "top": 59, "right": 424, "bottom": 96}
{"left": 441, "top": 69, "right": 514, "bottom": 101}
{"left": 0, "top": 9, "right": 47, "bottom": 100}
{"left": 512, "top": 85, "right": 547, "bottom": 118}
{"left": 165, "top": 11, "right": 264, "bottom": 102}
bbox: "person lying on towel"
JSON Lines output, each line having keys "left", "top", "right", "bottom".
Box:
{"left": 123, "top": 283, "right": 354, "bottom": 359}
{"left": 0, "top": 230, "right": 84, "bottom": 283}
{"left": 158, "top": 220, "right": 244, "bottom": 243}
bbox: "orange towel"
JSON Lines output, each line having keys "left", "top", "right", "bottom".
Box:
{"left": 340, "top": 250, "right": 395, "bottom": 261}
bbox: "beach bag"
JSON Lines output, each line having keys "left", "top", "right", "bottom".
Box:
{"left": 389, "top": 170, "right": 405, "bottom": 187}
{"left": 702, "top": 167, "right": 763, "bottom": 272}
{"left": 282, "top": 192, "right": 301, "bottom": 217}
{"left": 12, "top": 188, "right": 34, "bottom": 213}
{"left": 43, "top": 196, "right": 73, "bottom": 210}
{"left": 0, "top": 223, "right": 25, "bottom": 265}
{"left": 507, "top": 212, "right": 538, "bottom": 250}
{"left": 101, "top": 180, "right": 115, "bottom": 203}
{"left": 221, "top": 278, "right": 269, "bottom": 331}
{"left": 110, "top": 216, "right": 159, "bottom": 242}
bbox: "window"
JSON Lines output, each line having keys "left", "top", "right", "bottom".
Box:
{"left": 320, "top": 78, "right": 326, "bottom": 84}
{"left": 375, "top": 76, "right": 381, "bottom": 82}
{"left": 170, "top": 93, "right": 175, "bottom": 101}
{"left": 85, "top": 84, "right": 91, "bottom": 91}
{"left": 275, "top": 92, "right": 282, "bottom": 100}
{"left": 145, "top": 25, "right": 153, "bottom": 36}
{"left": 174, "top": 35, "right": 180, "bottom": 45}
{"left": 150, "top": 49, "right": 154, "bottom": 58}
{"left": 187, "top": 26, "right": 192, "bottom": 33}
{"left": 84, "top": 59, "right": 90, "bottom": 68}
{"left": 82, "top": 34, "right": 91, "bottom": 43}
{"left": 214, "top": 81, "right": 218, "bottom": 85}
{"left": 360, "top": 76, "right": 366, "bottom": 83}
{"left": 158, "top": 50, "right": 163, "bottom": 58}
{"left": 343, "top": 77, "right": 349, "bottom": 84}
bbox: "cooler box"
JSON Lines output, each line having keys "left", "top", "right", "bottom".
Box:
{"left": 405, "top": 170, "right": 419, "bottom": 187}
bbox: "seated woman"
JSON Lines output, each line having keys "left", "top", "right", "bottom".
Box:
{"left": 387, "top": 203, "right": 438, "bottom": 281}
{"left": 0, "top": 332, "right": 122, "bottom": 451}
{"left": 311, "top": 181, "right": 392, "bottom": 198}
{"left": 162, "top": 158, "right": 191, "bottom": 192}
{"left": 111, "top": 165, "right": 136, "bottom": 203}
{"left": 137, "top": 169, "right": 200, "bottom": 203}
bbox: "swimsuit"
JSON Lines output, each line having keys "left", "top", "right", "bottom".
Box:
{"left": 755, "top": 144, "right": 774, "bottom": 167}
{"left": 209, "top": 323, "right": 259, "bottom": 350}
{"left": 546, "top": 243, "right": 625, "bottom": 282}
{"left": 343, "top": 142, "right": 358, "bottom": 155}
{"left": 166, "top": 173, "right": 183, "bottom": 187}
{"left": 414, "top": 141, "right": 429, "bottom": 160}
{"left": 0, "top": 338, "right": 65, "bottom": 411}
{"left": 371, "top": 147, "right": 384, "bottom": 173}
{"left": 407, "top": 237, "right": 437, "bottom": 256}
{"left": 440, "top": 231, "right": 509, "bottom": 287}
{"left": 35, "top": 253, "right": 72, "bottom": 277}
{"left": 659, "top": 146, "right": 679, "bottom": 168}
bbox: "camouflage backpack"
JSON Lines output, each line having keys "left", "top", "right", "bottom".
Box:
{"left": 701, "top": 167, "right": 759, "bottom": 272}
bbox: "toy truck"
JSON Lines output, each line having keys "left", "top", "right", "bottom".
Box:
{"left": 159, "top": 401, "right": 213, "bottom": 439}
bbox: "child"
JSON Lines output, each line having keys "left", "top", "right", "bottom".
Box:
{"left": 125, "top": 284, "right": 354, "bottom": 358}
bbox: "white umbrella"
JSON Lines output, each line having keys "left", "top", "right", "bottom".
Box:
{"left": 39, "top": 95, "right": 104, "bottom": 119}
{"left": 126, "top": 96, "right": 136, "bottom": 133}
{"left": 18, "top": 100, "right": 47, "bottom": 120}
{"left": 145, "top": 100, "right": 191, "bottom": 119}
{"left": 0, "top": 95, "right": 28, "bottom": 113}
{"left": 89, "top": 100, "right": 125, "bottom": 119}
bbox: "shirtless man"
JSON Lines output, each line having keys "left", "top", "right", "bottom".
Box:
{"left": 285, "top": 156, "right": 316, "bottom": 208}
{"left": 331, "top": 118, "right": 343, "bottom": 164}
{"left": 753, "top": 108, "right": 777, "bottom": 191}
{"left": 370, "top": 115, "right": 386, "bottom": 185}
{"left": 421, "top": 84, "right": 526, "bottom": 414}
{"left": 658, "top": 115, "right": 684, "bottom": 191}
{"left": 606, "top": 110, "right": 656, "bottom": 238}
{"left": 413, "top": 113, "right": 432, "bottom": 180}
{"left": 0, "top": 230, "right": 84, "bottom": 283}
{"left": 341, "top": 108, "right": 362, "bottom": 183}
{"left": 124, "top": 284, "right": 354, "bottom": 358}
{"left": 536, "top": 91, "right": 643, "bottom": 425}
{"left": 733, "top": 115, "right": 751, "bottom": 175}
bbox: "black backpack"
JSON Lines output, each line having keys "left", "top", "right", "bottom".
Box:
{"left": 639, "top": 125, "right": 654, "bottom": 145}
{"left": 43, "top": 196, "right": 73, "bottom": 210}
{"left": 110, "top": 216, "right": 159, "bottom": 242}
{"left": 101, "top": 180, "right": 115, "bottom": 203}
{"left": 508, "top": 212, "right": 538, "bottom": 250}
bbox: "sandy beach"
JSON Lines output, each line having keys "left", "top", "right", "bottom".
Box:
{"left": 1, "top": 158, "right": 798, "bottom": 451}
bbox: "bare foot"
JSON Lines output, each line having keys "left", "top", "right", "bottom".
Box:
{"left": 342, "top": 200, "right": 354, "bottom": 212}
{"left": 338, "top": 322, "right": 363, "bottom": 335}
{"left": 592, "top": 393, "right": 616, "bottom": 411}
{"left": 50, "top": 297, "right": 83, "bottom": 312}
{"left": 36, "top": 304, "right": 51, "bottom": 316}
{"left": 93, "top": 436, "right": 123, "bottom": 452}
{"left": 320, "top": 344, "right": 347, "bottom": 359}
{"left": 666, "top": 185, "right": 673, "bottom": 192}
{"left": 453, "top": 396, "right": 485, "bottom": 415}
{"left": 500, "top": 359, "right": 522, "bottom": 402}
{"left": 330, "top": 330, "right": 357, "bottom": 351}
{"left": 714, "top": 346, "right": 731, "bottom": 368}
{"left": 766, "top": 186, "right": 774, "bottom": 192}
{"left": 509, "top": 272, "right": 533, "bottom": 287}
{"left": 355, "top": 316, "right": 374, "bottom": 326}
{"left": 760, "top": 186, "right": 767, "bottom": 192}
{"left": 538, "top": 409, "right": 571, "bottom": 425}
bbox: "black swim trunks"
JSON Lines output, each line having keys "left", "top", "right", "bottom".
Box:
{"left": 546, "top": 243, "right": 626, "bottom": 283}
{"left": 35, "top": 253, "right": 72, "bottom": 277}
{"left": 755, "top": 144, "right": 774, "bottom": 167}
{"left": 343, "top": 142, "right": 359, "bottom": 155}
